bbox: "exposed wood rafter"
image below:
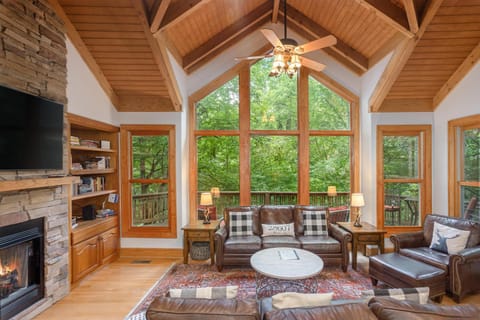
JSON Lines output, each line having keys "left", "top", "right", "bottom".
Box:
{"left": 272, "top": 0, "right": 280, "bottom": 23}
{"left": 183, "top": 1, "right": 272, "bottom": 73}
{"left": 150, "top": 0, "right": 171, "bottom": 33}
{"left": 131, "top": 0, "right": 182, "bottom": 111}
{"left": 47, "top": 0, "right": 120, "bottom": 108}
{"left": 433, "top": 42, "right": 480, "bottom": 109}
{"left": 354, "top": 0, "right": 414, "bottom": 38}
{"left": 403, "top": 0, "right": 419, "bottom": 33}
{"left": 369, "top": 0, "right": 444, "bottom": 113}
{"left": 156, "top": 0, "right": 210, "bottom": 34}
{"left": 283, "top": 5, "right": 369, "bottom": 73}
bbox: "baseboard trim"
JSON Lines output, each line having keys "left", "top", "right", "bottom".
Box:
{"left": 120, "top": 248, "right": 183, "bottom": 259}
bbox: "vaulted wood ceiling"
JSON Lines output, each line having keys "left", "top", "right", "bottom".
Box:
{"left": 49, "top": 0, "right": 480, "bottom": 112}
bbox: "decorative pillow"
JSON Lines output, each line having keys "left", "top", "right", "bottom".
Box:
{"left": 429, "top": 222, "right": 471, "bottom": 254}
{"left": 303, "top": 210, "right": 328, "bottom": 236}
{"left": 262, "top": 223, "right": 295, "bottom": 237}
{"left": 361, "top": 287, "right": 429, "bottom": 304}
{"left": 168, "top": 286, "right": 238, "bottom": 299}
{"left": 229, "top": 211, "right": 253, "bottom": 237}
{"left": 272, "top": 292, "right": 333, "bottom": 309}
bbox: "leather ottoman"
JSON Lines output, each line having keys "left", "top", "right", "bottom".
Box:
{"left": 369, "top": 253, "right": 446, "bottom": 302}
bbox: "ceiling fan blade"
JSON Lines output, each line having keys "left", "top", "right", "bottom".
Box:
{"left": 297, "top": 35, "right": 337, "bottom": 54}
{"left": 300, "top": 57, "right": 326, "bottom": 72}
{"left": 261, "top": 28, "right": 284, "bottom": 48}
{"left": 235, "top": 54, "right": 272, "bottom": 61}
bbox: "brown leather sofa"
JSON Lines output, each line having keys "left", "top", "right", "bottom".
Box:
{"left": 146, "top": 296, "right": 480, "bottom": 320}
{"left": 214, "top": 205, "right": 352, "bottom": 272}
{"left": 390, "top": 214, "right": 480, "bottom": 302}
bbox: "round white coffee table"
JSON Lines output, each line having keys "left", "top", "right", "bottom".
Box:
{"left": 250, "top": 247, "right": 324, "bottom": 298}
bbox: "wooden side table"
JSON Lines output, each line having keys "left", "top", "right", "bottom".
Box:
{"left": 337, "top": 221, "right": 387, "bottom": 270}
{"left": 182, "top": 220, "right": 220, "bottom": 265}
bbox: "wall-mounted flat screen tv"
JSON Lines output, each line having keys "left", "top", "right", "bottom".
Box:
{"left": 0, "top": 85, "right": 64, "bottom": 170}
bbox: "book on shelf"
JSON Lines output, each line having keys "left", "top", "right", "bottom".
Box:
{"left": 70, "top": 136, "right": 80, "bottom": 146}
{"left": 80, "top": 139, "right": 99, "bottom": 148}
{"left": 77, "top": 176, "right": 105, "bottom": 194}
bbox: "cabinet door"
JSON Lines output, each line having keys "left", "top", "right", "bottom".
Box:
{"left": 72, "top": 236, "right": 100, "bottom": 282}
{"left": 100, "top": 227, "right": 119, "bottom": 264}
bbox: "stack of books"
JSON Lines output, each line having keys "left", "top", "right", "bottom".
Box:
{"left": 70, "top": 136, "right": 80, "bottom": 146}
{"left": 80, "top": 139, "right": 99, "bottom": 148}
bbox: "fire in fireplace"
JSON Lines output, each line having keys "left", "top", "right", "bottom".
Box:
{"left": 0, "top": 218, "right": 44, "bottom": 320}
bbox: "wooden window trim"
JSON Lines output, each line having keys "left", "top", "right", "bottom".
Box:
{"left": 120, "top": 124, "right": 177, "bottom": 238}
{"left": 448, "top": 114, "right": 480, "bottom": 217}
{"left": 376, "top": 125, "right": 432, "bottom": 235}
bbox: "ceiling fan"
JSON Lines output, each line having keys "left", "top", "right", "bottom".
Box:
{"left": 235, "top": 0, "right": 337, "bottom": 78}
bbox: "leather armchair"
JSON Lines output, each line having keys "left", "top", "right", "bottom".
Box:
{"left": 390, "top": 214, "right": 480, "bottom": 302}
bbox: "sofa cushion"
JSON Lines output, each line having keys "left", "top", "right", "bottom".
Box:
{"left": 168, "top": 286, "right": 238, "bottom": 299}
{"left": 146, "top": 297, "right": 259, "bottom": 320}
{"left": 262, "top": 236, "right": 301, "bottom": 248}
{"left": 399, "top": 247, "right": 450, "bottom": 271}
{"left": 423, "top": 214, "right": 480, "bottom": 248}
{"left": 262, "top": 223, "right": 295, "bottom": 237}
{"left": 264, "top": 302, "right": 377, "bottom": 320}
{"left": 298, "top": 235, "right": 341, "bottom": 253}
{"left": 229, "top": 211, "right": 254, "bottom": 237}
{"left": 430, "top": 222, "right": 470, "bottom": 254}
{"left": 224, "top": 235, "right": 262, "bottom": 253}
{"left": 368, "top": 296, "right": 480, "bottom": 320}
{"left": 272, "top": 292, "right": 333, "bottom": 309}
{"left": 302, "top": 210, "right": 328, "bottom": 236}
{"left": 361, "top": 287, "right": 429, "bottom": 304}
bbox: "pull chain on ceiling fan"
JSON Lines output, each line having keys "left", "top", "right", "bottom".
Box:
{"left": 235, "top": 0, "right": 337, "bottom": 78}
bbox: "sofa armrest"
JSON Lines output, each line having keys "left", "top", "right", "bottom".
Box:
{"left": 329, "top": 223, "right": 352, "bottom": 244}
{"left": 453, "top": 246, "right": 480, "bottom": 263}
{"left": 214, "top": 226, "right": 228, "bottom": 271}
{"left": 390, "top": 231, "right": 425, "bottom": 252}
{"left": 449, "top": 247, "right": 480, "bottom": 301}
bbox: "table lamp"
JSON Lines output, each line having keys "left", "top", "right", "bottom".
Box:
{"left": 327, "top": 186, "right": 337, "bottom": 207}
{"left": 350, "top": 193, "right": 365, "bottom": 227}
{"left": 200, "top": 192, "right": 213, "bottom": 224}
{"left": 210, "top": 187, "right": 220, "bottom": 198}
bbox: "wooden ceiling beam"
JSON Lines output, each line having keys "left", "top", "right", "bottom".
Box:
{"left": 116, "top": 95, "right": 175, "bottom": 111}
{"left": 272, "top": 0, "right": 280, "bottom": 23}
{"left": 149, "top": 0, "right": 172, "bottom": 33}
{"left": 354, "top": 0, "right": 414, "bottom": 38}
{"left": 403, "top": 0, "right": 419, "bottom": 33}
{"left": 183, "top": 1, "right": 272, "bottom": 73}
{"left": 131, "top": 0, "right": 182, "bottom": 111}
{"left": 369, "top": 0, "right": 444, "bottom": 113}
{"left": 156, "top": 0, "right": 211, "bottom": 33}
{"left": 380, "top": 98, "right": 433, "bottom": 112}
{"left": 433, "top": 42, "right": 480, "bottom": 109}
{"left": 283, "top": 6, "right": 369, "bottom": 72}
{"left": 47, "top": 0, "right": 120, "bottom": 109}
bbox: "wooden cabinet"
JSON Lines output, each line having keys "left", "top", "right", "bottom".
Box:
{"left": 67, "top": 113, "right": 120, "bottom": 284}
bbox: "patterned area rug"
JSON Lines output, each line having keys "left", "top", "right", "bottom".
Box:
{"left": 125, "top": 263, "right": 374, "bottom": 320}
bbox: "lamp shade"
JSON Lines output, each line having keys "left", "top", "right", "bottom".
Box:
{"left": 210, "top": 187, "right": 220, "bottom": 198}
{"left": 200, "top": 192, "right": 213, "bottom": 206}
{"left": 327, "top": 186, "right": 337, "bottom": 197}
{"left": 350, "top": 193, "right": 365, "bottom": 207}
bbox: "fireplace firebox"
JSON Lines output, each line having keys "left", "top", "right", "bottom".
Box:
{"left": 0, "top": 218, "right": 44, "bottom": 320}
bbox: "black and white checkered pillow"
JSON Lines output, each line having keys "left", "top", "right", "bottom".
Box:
{"left": 303, "top": 210, "right": 328, "bottom": 236}
{"left": 361, "top": 287, "right": 430, "bottom": 304}
{"left": 229, "top": 211, "right": 253, "bottom": 236}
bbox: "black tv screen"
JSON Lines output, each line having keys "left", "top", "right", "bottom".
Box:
{"left": 0, "top": 86, "right": 64, "bottom": 170}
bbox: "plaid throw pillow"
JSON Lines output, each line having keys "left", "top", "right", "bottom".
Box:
{"left": 169, "top": 286, "right": 238, "bottom": 299}
{"left": 361, "top": 287, "right": 430, "bottom": 304}
{"left": 303, "top": 210, "right": 328, "bottom": 236}
{"left": 229, "top": 211, "right": 253, "bottom": 236}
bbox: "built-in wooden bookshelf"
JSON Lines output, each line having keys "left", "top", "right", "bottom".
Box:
{"left": 67, "top": 113, "right": 120, "bottom": 284}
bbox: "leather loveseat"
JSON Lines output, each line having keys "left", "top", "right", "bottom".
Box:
{"left": 214, "top": 205, "right": 352, "bottom": 272}
{"left": 390, "top": 214, "right": 480, "bottom": 302}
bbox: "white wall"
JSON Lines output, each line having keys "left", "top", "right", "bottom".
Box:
{"left": 432, "top": 62, "right": 480, "bottom": 214}
{"left": 66, "top": 39, "right": 119, "bottom": 124}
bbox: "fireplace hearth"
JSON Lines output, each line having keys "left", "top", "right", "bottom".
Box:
{"left": 0, "top": 218, "right": 44, "bottom": 320}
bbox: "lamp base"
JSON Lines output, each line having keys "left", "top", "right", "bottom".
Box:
{"left": 202, "top": 220, "right": 211, "bottom": 224}
{"left": 353, "top": 221, "right": 363, "bottom": 228}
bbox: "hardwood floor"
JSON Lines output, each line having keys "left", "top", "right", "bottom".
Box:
{"left": 34, "top": 253, "right": 479, "bottom": 319}
{"left": 34, "top": 257, "right": 181, "bottom": 320}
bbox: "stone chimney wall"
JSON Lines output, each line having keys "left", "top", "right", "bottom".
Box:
{"left": 0, "top": 0, "right": 71, "bottom": 318}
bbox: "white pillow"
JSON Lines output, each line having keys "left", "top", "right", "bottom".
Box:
{"left": 262, "top": 223, "right": 295, "bottom": 237}
{"left": 272, "top": 292, "right": 333, "bottom": 309}
{"left": 429, "top": 222, "right": 470, "bottom": 254}
{"left": 168, "top": 286, "right": 238, "bottom": 299}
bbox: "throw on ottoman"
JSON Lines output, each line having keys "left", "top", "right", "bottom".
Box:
{"left": 369, "top": 253, "right": 446, "bottom": 302}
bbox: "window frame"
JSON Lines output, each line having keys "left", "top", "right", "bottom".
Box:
{"left": 376, "top": 125, "right": 432, "bottom": 234}
{"left": 120, "top": 124, "right": 177, "bottom": 238}
{"left": 448, "top": 114, "right": 480, "bottom": 217}
{"left": 189, "top": 63, "right": 359, "bottom": 223}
